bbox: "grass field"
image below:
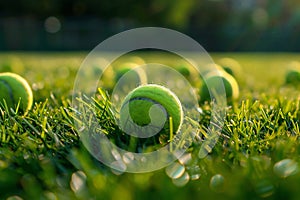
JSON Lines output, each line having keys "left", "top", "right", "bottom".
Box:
{"left": 0, "top": 52, "right": 300, "bottom": 200}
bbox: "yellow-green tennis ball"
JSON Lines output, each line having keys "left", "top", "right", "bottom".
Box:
{"left": 285, "top": 62, "right": 300, "bottom": 85}
{"left": 174, "top": 59, "right": 200, "bottom": 87}
{"left": 201, "top": 63, "right": 224, "bottom": 77}
{"left": 115, "top": 62, "right": 147, "bottom": 85}
{"left": 127, "top": 56, "right": 145, "bottom": 66}
{"left": 0, "top": 72, "right": 33, "bottom": 113}
{"left": 176, "top": 65, "right": 190, "bottom": 77}
{"left": 218, "top": 57, "right": 242, "bottom": 78}
{"left": 119, "top": 84, "right": 183, "bottom": 137}
{"left": 1, "top": 56, "right": 24, "bottom": 73}
{"left": 285, "top": 69, "right": 300, "bottom": 84}
{"left": 199, "top": 71, "right": 239, "bottom": 103}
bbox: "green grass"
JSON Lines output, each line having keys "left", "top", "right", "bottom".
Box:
{"left": 0, "top": 52, "right": 300, "bottom": 199}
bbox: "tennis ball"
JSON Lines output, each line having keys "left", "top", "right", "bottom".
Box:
{"left": 127, "top": 56, "right": 145, "bottom": 66}
{"left": 202, "top": 63, "right": 224, "bottom": 77}
{"left": 285, "top": 61, "right": 300, "bottom": 85}
{"left": 176, "top": 65, "right": 190, "bottom": 77}
{"left": 199, "top": 70, "right": 239, "bottom": 103}
{"left": 0, "top": 72, "right": 33, "bottom": 113}
{"left": 285, "top": 70, "right": 300, "bottom": 84}
{"left": 119, "top": 84, "right": 183, "bottom": 138}
{"left": 174, "top": 59, "right": 200, "bottom": 87}
{"left": 174, "top": 60, "right": 193, "bottom": 78}
{"left": 115, "top": 62, "right": 147, "bottom": 85}
{"left": 1, "top": 56, "right": 24, "bottom": 73}
{"left": 217, "top": 57, "right": 242, "bottom": 78}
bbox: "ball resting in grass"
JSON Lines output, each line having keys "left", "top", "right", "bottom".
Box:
{"left": 218, "top": 57, "right": 242, "bottom": 78}
{"left": 285, "top": 62, "right": 300, "bottom": 85}
{"left": 285, "top": 69, "right": 300, "bottom": 85}
{"left": 119, "top": 84, "right": 183, "bottom": 140}
{"left": 199, "top": 70, "right": 239, "bottom": 103}
{"left": 0, "top": 72, "right": 33, "bottom": 113}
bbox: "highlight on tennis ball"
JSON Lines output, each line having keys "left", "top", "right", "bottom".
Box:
{"left": 119, "top": 84, "right": 183, "bottom": 139}
{"left": 0, "top": 72, "right": 33, "bottom": 113}
{"left": 199, "top": 69, "right": 239, "bottom": 103}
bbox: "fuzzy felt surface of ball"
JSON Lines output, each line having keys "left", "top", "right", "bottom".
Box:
{"left": 119, "top": 84, "right": 183, "bottom": 138}
{"left": 0, "top": 72, "right": 33, "bottom": 113}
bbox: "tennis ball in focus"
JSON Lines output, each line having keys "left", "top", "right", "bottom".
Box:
{"left": 119, "top": 84, "right": 183, "bottom": 138}
{"left": 199, "top": 70, "right": 239, "bottom": 103}
{"left": 0, "top": 72, "right": 33, "bottom": 113}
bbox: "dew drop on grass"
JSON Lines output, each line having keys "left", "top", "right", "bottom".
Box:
{"left": 123, "top": 152, "right": 134, "bottom": 164}
{"left": 32, "top": 82, "right": 44, "bottom": 91}
{"left": 188, "top": 165, "right": 201, "bottom": 180}
{"left": 110, "top": 160, "right": 127, "bottom": 175}
{"left": 191, "top": 174, "right": 200, "bottom": 180}
{"left": 210, "top": 174, "right": 225, "bottom": 192}
{"left": 141, "top": 156, "right": 147, "bottom": 163}
{"left": 197, "top": 107, "right": 203, "bottom": 114}
{"left": 78, "top": 126, "right": 85, "bottom": 132}
{"left": 178, "top": 153, "right": 192, "bottom": 165}
{"left": 111, "top": 149, "right": 122, "bottom": 161}
{"left": 165, "top": 162, "right": 185, "bottom": 179}
{"left": 172, "top": 172, "right": 190, "bottom": 187}
{"left": 198, "top": 142, "right": 213, "bottom": 158}
{"left": 273, "top": 159, "right": 298, "bottom": 178}
{"left": 70, "top": 171, "right": 87, "bottom": 193}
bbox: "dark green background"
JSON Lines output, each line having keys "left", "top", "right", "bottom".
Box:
{"left": 1, "top": 0, "right": 300, "bottom": 51}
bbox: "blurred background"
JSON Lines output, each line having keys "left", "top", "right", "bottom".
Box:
{"left": 0, "top": 0, "right": 300, "bottom": 51}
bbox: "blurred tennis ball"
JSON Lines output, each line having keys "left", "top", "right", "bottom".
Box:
{"left": 115, "top": 62, "right": 147, "bottom": 85}
{"left": 127, "top": 56, "right": 146, "bottom": 66}
{"left": 201, "top": 63, "right": 224, "bottom": 77}
{"left": 0, "top": 56, "right": 25, "bottom": 73}
{"left": 174, "top": 59, "right": 200, "bottom": 85}
{"left": 217, "top": 57, "right": 242, "bottom": 78}
{"left": 285, "top": 61, "right": 300, "bottom": 85}
{"left": 199, "top": 70, "right": 239, "bottom": 103}
{"left": 0, "top": 72, "right": 33, "bottom": 113}
{"left": 176, "top": 65, "right": 191, "bottom": 78}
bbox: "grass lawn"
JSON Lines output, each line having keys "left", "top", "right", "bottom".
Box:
{"left": 0, "top": 52, "right": 300, "bottom": 200}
